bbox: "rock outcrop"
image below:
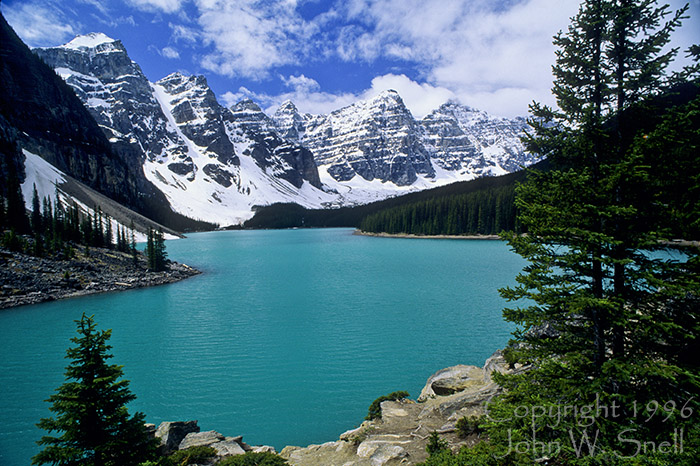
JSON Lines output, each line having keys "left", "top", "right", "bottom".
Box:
{"left": 156, "top": 420, "right": 200, "bottom": 454}
{"left": 153, "top": 421, "right": 276, "bottom": 462}
{"left": 280, "top": 350, "right": 511, "bottom": 466}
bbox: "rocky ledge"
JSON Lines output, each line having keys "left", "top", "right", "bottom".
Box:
{"left": 0, "top": 246, "right": 200, "bottom": 309}
{"left": 280, "top": 350, "right": 515, "bottom": 466}
{"left": 150, "top": 421, "right": 276, "bottom": 462}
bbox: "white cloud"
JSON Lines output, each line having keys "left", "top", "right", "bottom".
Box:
{"left": 3, "top": 1, "right": 77, "bottom": 47}
{"left": 194, "top": 0, "right": 318, "bottom": 79}
{"left": 281, "top": 74, "right": 321, "bottom": 93}
{"left": 362, "top": 74, "right": 454, "bottom": 118}
{"left": 221, "top": 73, "right": 454, "bottom": 119}
{"left": 161, "top": 46, "right": 180, "bottom": 59}
{"left": 221, "top": 76, "right": 358, "bottom": 116}
{"left": 170, "top": 22, "right": 200, "bottom": 43}
{"left": 125, "top": 0, "right": 186, "bottom": 14}
{"left": 332, "top": 0, "right": 580, "bottom": 117}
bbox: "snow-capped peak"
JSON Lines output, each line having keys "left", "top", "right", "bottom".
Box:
{"left": 62, "top": 33, "right": 118, "bottom": 51}
{"left": 276, "top": 100, "right": 299, "bottom": 113}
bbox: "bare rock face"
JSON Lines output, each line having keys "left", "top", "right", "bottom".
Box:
{"left": 155, "top": 420, "right": 200, "bottom": 454}
{"left": 280, "top": 350, "right": 511, "bottom": 466}
{"left": 176, "top": 429, "right": 275, "bottom": 460}
{"left": 295, "top": 90, "right": 435, "bottom": 186}
{"left": 178, "top": 430, "right": 226, "bottom": 450}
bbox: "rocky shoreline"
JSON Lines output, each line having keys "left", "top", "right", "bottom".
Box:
{"left": 280, "top": 350, "right": 514, "bottom": 466}
{"left": 353, "top": 230, "right": 502, "bottom": 240}
{"left": 159, "top": 350, "right": 516, "bottom": 466}
{"left": 0, "top": 246, "right": 200, "bottom": 310}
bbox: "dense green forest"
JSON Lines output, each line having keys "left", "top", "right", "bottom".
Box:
{"left": 358, "top": 184, "right": 519, "bottom": 235}
{"left": 243, "top": 161, "right": 538, "bottom": 232}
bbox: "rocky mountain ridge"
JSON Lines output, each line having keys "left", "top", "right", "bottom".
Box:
{"left": 36, "top": 35, "right": 330, "bottom": 226}
{"left": 34, "top": 32, "right": 538, "bottom": 227}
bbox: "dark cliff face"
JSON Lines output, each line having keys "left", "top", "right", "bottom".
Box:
{"left": 0, "top": 16, "right": 212, "bottom": 231}
{"left": 227, "top": 100, "right": 322, "bottom": 189}
{"left": 0, "top": 14, "right": 133, "bottom": 205}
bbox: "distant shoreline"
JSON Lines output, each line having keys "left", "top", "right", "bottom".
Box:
{"left": 353, "top": 230, "right": 502, "bottom": 240}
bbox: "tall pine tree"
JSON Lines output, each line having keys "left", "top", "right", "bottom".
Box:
{"left": 437, "top": 1, "right": 700, "bottom": 464}
{"left": 33, "top": 314, "right": 158, "bottom": 466}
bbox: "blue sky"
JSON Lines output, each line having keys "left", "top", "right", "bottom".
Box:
{"left": 3, "top": 0, "right": 699, "bottom": 118}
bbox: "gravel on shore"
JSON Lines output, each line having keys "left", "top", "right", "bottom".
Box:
{"left": 0, "top": 245, "right": 200, "bottom": 310}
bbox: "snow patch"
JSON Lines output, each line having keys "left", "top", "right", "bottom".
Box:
{"left": 62, "top": 33, "right": 117, "bottom": 50}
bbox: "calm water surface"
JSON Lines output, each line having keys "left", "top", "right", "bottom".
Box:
{"left": 0, "top": 228, "right": 525, "bottom": 465}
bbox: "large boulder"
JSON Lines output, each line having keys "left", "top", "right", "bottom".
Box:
{"left": 418, "top": 365, "right": 484, "bottom": 401}
{"left": 179, "top": 430, "right": 226, "bottom": 450}
{"left": 211, "top": 439, "right": 246, "bottom": 456}
{"left": 155, "top": 421, "right": 199, "bottom": 454}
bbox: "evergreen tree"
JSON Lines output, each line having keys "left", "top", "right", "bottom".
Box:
{"left": 429, "top": 1, "right": 700, "bottom": 464}
{"left": 153, "top": 228, "right": 168, "bottom": 272}
{"left": 145, "top": 228, "right": 154, "bottom": 270}
{"left": 31, "top": 184, "right": 41, "bottom": 232}
{"left": 33, "top": 314, "right": 158, "bottom": 466}
{"left": 130, "top": 222, "right": 138, "bottom": 266}
{"left": 104, "top": 215, "right": 113, "bottom": 249}
{"left": 3, "top": 151, "right": 30, "bottom": 234}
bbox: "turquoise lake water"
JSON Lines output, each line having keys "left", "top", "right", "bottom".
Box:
{"left": 0, "top": 228, "right": 526, "bottom": 465}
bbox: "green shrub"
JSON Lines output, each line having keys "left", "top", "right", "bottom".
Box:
{"left": 365, "top": 390, "right": 410, "bottom": 420}
{"left": 425, "top": 431, "right": 449, "bottom": 456}
{"left": 455, "top": 416, "right": 483, "bottom": 438}
{"left": 166, "top": 446, "right": 217, "bottom": 466}
{"left": 217, "top": 452, "right": 288, "bottom": 466}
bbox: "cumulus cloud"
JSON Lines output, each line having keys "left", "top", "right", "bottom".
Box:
{"left": 3, "top": 1, "right": 77, "bottom": 47}
{"left": 220, "top": 73, "right": 455, "bottom": 120}
{"left": 183, "top": 0, "right": 582, "bottom": 116}
{"left": 194, "top": 0, "right": 319, "bottom": 79}
{"left": 170, "top": 22, "right": 200, "bottom": 44}
{"left": 221, "top": 75, "right": 358, "bottom": 116}
{"left": 332, "top": 0, "right": 580, "bottom": 116}
{"left": 361, "top": 74, "right": 455, "bottom": 118}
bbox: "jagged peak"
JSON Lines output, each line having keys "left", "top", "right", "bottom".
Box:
{"left": 61, "top": 33, "right": 120, "bottom": 51}
{"left": 158, "top": 71, "right": 188, "bottom": 83}
{"left": 156, "top": 72, "right": 211, "bottom": 93}
{"left": 275, "top": 100, "right": 299, "bottom": 114}
{"left": 371, "top": 89, "right": 403, "bottom": 103}
{"left": 231, "top": 98, "right": 264, "bottom": 113}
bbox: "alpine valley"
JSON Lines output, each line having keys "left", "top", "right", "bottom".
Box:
{"left": 27, "top": 32, "right": 538, "bottom": 228}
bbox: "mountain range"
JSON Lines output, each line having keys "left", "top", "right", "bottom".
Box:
{"left": 21, "top": 30, "right": 538, "bottom": 229}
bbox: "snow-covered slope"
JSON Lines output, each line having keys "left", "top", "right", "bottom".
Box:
{"left": 35, "top": 35, "right": 329, "bottom": 227}
{"left": 276, "top": 90, "right": 434, "bottom": 187}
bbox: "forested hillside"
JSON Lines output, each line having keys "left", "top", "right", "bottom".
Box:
{"left": 243, "top": 161, "right": 539, "bottom": 231}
